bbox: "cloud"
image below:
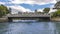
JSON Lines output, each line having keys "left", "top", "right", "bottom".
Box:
{"left": 1, "top": 0, "right": 56, "bottom": 5}
{"left": 0, "top": 2, "right": 5, "bottom": 4}
{"left": 8, "top": 5, "right": 33, "bottom": 12}
{"left": 0, "top": 0, "right": 57, "bottom": 14}
{"left": 56, "top": 0, "right": 60, "bottom": 2}
{"left": 37, "top": 9, "right": 44, "bottom": 12}
{"left": 9, "top": 6, "right": 26, "bottom": 12}
{"left": 10, "top": 0, "right": 57, "bottom": 5}
{"left": 49, "top": 8, "right": 57, "bottom": 13}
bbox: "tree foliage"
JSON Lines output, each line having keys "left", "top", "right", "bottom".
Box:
{"left": 52, "top": 9, "right": 60, "bottom": 17}
{"left": 54, "top": 1, "right": 60, "bottom": 8}
{"left": 52, "top": 1, "right": 60, "bottom": 17}
{"left": 0, "top": 5, "right": 9, "bottom": 17}
{"left": 43, "top": 8, "right": 50, "bottom": 13}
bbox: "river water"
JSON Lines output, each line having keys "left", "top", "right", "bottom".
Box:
{"left": 0, "top": 20, "right": 60, "bottom": 34}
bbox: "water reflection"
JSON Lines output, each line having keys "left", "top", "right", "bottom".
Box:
{"left": 0, "top": 23, "right": 9, "bottom": 34}
{"left": 0, "top": 22, "right": 60, "bottom": 34}
{"left": 56, "top": 22, "right": 60, "bottom": 34}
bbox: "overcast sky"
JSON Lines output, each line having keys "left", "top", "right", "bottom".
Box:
{"left": 0, "top": 0, "right": 58, "bottom": 12}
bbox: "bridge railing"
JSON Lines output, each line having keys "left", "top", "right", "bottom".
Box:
{"left": 6, "top": 13, "right": 50, "bottom": 17}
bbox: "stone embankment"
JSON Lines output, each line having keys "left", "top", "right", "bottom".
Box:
{"left": 0, "top": 17, "right": 8, "bottom": 22}
{"left": 0, "top": 16, "right": 8, "bottom": 23}
{"left": 0, "top": 17, "right": 60, "bottom": 22}
{"left": 51, "top": 17, "right": 60, "bottom": 22}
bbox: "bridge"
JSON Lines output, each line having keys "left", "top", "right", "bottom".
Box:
{"left": 6, "top": 13, "right": 51, "bottom": 22}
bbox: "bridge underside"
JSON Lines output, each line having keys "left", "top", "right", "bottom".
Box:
{"left": 8, "top": 17, "right": 50, "bottom": 22}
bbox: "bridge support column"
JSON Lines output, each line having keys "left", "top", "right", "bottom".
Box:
{"left": 8, "top": 17, "right": 12, "bottom": 22}
{"left": 38, "top": 17, "right": 50, "bottom": 21}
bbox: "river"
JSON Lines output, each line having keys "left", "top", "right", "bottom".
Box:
{"left": 0, "top": 20, "right": 60, "bottom": 34}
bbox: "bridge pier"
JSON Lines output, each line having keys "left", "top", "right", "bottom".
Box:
{"left": 8, "top": 17, "right": 12, "bottom": 22}
{"left": 38, "top": 17, "right": 50, "bottom": 21}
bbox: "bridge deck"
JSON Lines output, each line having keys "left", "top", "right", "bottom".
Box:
{"left": 7, "top": 14, "right": 51, "bottom": 22}
{"left": 6, "top": 14, "right": 50, "bottom": 18}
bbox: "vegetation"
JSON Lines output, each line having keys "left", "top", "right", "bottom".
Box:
{"left": 43, "top": 8, "right": 50, "bottom": 13}
{"left": 52, "top": 9, "right": 60, "bottom": 17}
{"left": 54, "top": 1, "right": 60, "bottom": 9}
{"left": 52, "top": 1, "right": 60, "bottom": 17}
{"left": 0, "top": 5, "right": 9, "bottom": 17}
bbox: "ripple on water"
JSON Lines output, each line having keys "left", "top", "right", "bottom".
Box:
{"left": 0, "top": 21, "right": 60, "bottom": 34}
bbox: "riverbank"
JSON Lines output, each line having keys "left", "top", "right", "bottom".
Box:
{"left": 51, "top": 17, "right": 60, "bottom": 22}
{"left": 0, "top": 17, "right": 60, "bottom": 22}
{"left": 0, "top": 17, "right": 8, "bottom": 23}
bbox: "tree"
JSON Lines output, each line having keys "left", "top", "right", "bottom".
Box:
{"left": 43, "top": 8, "right": 50, "bottom": 13}
{"left": 52, "top": 1, "right": 60, "bottom": 17}
{"left": 54, "top": 1, "right": 60, "bottom": 9}
{"left": 0, "top": 5, "right": 9, "bottom": 17}
{"left": 52, "top": 9, "right": 60, "bottom": 17}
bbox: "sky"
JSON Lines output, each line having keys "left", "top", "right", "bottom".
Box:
{"left": 0, "top": 0, "right": 59, "bottom": 13}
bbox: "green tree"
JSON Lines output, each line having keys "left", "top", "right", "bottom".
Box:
{"left": 43, "top": 8, "right": 50, "bottom": 13}
{"left": 0, "top": 5, "right": 9, "bottom": 17}
{"left": 52, "top": 1, "right": 60, "bottom": 17}
{"left": 54, "top": 1, "right": 60, "bottom": 9}
{"left": 52, "top": 9, "right": 60, "bottom": 17}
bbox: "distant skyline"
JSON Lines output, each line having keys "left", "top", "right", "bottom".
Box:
{"left": 0, "top": 0, "right": 58, "bottom": 13}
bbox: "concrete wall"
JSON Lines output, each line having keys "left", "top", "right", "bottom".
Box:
{"left": 0, "top": 17, "right": 8, "bottom": 22}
